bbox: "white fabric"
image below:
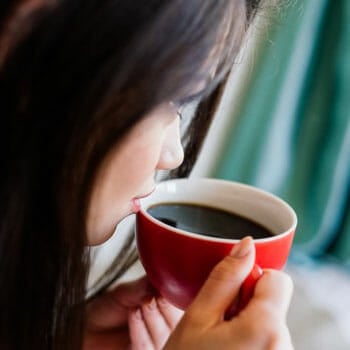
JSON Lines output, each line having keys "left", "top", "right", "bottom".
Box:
{"left": 287, "top": 263, "right": 350, "bottom": 350}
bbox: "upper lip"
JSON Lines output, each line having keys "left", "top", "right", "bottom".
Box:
{"left": 134, "top": 187, "right": 155, "bottom": 200}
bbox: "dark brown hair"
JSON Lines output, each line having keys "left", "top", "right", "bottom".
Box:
{"left": 0, "top": 0, "right": 262, "bottom": 348}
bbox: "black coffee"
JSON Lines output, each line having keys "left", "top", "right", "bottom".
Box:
{"left": 147, "top": 203, "right": 274, "bottom": 240}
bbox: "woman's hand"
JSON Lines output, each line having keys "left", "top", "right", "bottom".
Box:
{"left": 165, "top": 237, "right": 294, "bottom": 350}
{"left": 84, "top": 237, "right": 293, "bottom": 349}
{"left": 83, "top": 277, "right": 183, "bottom": 350}
{"left": 128, "top": 296, "right": 183, "bottom": 349}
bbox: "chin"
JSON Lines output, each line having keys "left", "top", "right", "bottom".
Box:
{"left": 88, "top": 213, "right": 134, "bottom": 246}
{"left": 87, "top": 226, "right": 116, "bottom": 246}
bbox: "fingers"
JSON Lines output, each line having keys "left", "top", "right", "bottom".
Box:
{"left": 187, "top": 237, "right": 255, "bottom": 325}
{"left": 156, "top": 297, "right": 183, "bottom": 329}
{"left": 141, "top": 298, "right": 172, "bottom": 349}
{"left": 129, "top": 298, "right": 183, "bottom": 350}
{"left": 86, "top": 276, "right": 154, "bottom": 331}
{"left": 129, "top": 308, "right": 154, "bottom": 350}
{"left": 110, "top": 276, "right": 155, "bottom": 307}
{"left": 224, "top": 270, "right": 294, "bottom": 350}
{"left": 247, "top": 269, "right": 293, "bottom": 320}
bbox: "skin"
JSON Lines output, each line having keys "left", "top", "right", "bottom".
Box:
{"left": 84, "top": 104, "right": 294, "bottom": 349}
{"left": 87, "top": 102, "right": 184, "bottom": 245}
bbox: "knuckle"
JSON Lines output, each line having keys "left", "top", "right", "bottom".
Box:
{"left": 259, "top": 304, "right": 282, "bottom": 330}
{"left": 237, "top": 297, "right": 293, "bottom": 350}
{"left": 247, "top": 323, "right": 285, "bottom": 349}
{"left": 282, "top": 273, "right": 294, "bottom": 292}
{"left": 142, "top": 298, "right": 158, "bottom": 313}
{"left": 157, "top": 297, "right": 171, "bottom": 311}
{"left": 265, "top": 270, "right": 294, "bottom": 290}
{"left": 267, "top": 324, "right": 293, "bottom": 350}
{"left": 243, "top": 304, "right": 284, "bottom": 341}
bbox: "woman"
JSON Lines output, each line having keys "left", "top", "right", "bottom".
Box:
{"left": 0, "top": 0, "right": 293, "bottom": 349}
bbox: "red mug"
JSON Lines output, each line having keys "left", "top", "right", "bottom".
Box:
{"left": 136, "top": 178, "right": 297, "bottom": 316}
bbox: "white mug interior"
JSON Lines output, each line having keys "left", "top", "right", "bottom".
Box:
{"left": 139, "top": 178, "right": 297, "bottom": 243}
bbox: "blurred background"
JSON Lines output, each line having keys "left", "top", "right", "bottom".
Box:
{"left": 90, "top": 0, "right": 350, "bottom": 348}
{"left": 192, "top": 0, "right": 350, "bottom": 348}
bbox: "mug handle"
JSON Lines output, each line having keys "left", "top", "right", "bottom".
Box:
{"left": 224, "top": 264, "right": 263, "bottom": 319}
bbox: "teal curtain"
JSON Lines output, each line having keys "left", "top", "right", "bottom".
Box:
{"left": 212, "top": 0, "right": 350, "bottom": 265}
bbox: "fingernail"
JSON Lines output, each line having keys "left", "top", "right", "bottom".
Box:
{"left": 132, "top": 308, "right": 142, "bottom": 320}
{"left": 230, "top": 236, "right": 253, "bottom": 258}
{"left": 157, "top": 296, "right": 169, "bottom": 306}
{"left": 142, "top": 294, "right": 154, "bottom": 304}
{"left": 145, "top": 297, "right": 157, "bottom": 310}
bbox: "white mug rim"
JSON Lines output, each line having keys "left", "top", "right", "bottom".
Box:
{"left": 138, "top": 178, "right": 297, "bottom": 244}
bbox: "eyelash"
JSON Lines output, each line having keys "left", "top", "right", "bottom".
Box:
{"left": 169, "top": 101, "right": 185, "bottom": 120}
{"left": 171, "top": 94, "right": 202, "bottom": 119}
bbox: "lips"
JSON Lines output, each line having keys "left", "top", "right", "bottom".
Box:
{"left": 131, "top": 188, "right": 155, "bottom": 213}
{"left": 135, "top": 188, "right": 156, "bottom": 200}
{"left": 131, "top": 198, "right": 142, "bottom": 213}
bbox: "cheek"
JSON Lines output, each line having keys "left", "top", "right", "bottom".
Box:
{"left": 121, "top": 141, "right": 161, "bottom": 183}
{"left": 87, "top": 112, "right": 170, "bottom": 245}
{"left": 127, "top": 137, "right": 163, "bottom": 175}
{"left": 86, "top": 139, "right": 162, "bottom": 244}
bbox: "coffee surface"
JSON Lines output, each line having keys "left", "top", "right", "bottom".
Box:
{"left": 147, "top": 203, "right": 274, "bottom": 239}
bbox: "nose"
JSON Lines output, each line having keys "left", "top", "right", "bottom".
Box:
{"left": 157, "top": 116, "right": 184, "bottom": 171}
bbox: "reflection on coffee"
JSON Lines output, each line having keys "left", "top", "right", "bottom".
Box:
{"left": 147, "top": 203, "right": 274, "bottom": 240}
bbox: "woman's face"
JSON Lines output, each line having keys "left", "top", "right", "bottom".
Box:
{"left": 87, "top": 103, "right": 184, "bottom": 245}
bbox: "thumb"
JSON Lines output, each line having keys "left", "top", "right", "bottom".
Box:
{"left": 86, "top": 276, "right": 155, "bottom": 330}
{"left": 187, "top": 237, "right": 255, "bottom": 326}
